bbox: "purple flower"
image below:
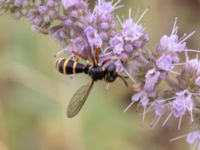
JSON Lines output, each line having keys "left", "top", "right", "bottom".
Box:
{"left": 91, "top": 0, "right": 121, "bottom": 44}
{"left": 14, "top": 0, "right": 22, "bottom": 7}
{"left": 93, "top": 0, "right": 122, "bottom": 15}
{"left": 122, "top": 19, "right": 147, "bottom": 42}
{"left": 99, "top": 32, "right": 108, "bottom": 40}
{"left": 152, "top": 101, "right": 165, "bottom": 117}
{"left": 156, "top": 55, "right": 174, "bottom": 71}
{"left": 109, "top": 10, "right": 149, "bottom": 62}
{"left": 50, "top": 25, "right": 67, "bottom": 41}
{"left": 185, "top": 59, "right": 200, "bottom": 75}
{"left": 114, "top": 60, "right": 124, "bottom": 73}
{"left": 64, "top": 19, "right": 72, "bottom": 27}
{"left": 144, "top": 69, "right": 160, "bottom": 93}
{"left": 150, "top": 100, "right": 166, "bottom": 128}
{"left": 179, "top": 59, "right": 200, "bottom": 90}
{"left": 130, "top": 90, "right": 150, "bottom": 120}
{"left": 84, "top": 26, "right": 102, "bottom": 47}
{"left": 26, "top": 0, "right": 60, "bottom": 27}
{"left": 120, "top": 18, "right": 149, "bottom": 50}
{"left": 124, "top": 44, "right": 133, "bottom": 52}
{"left": 187, "top": 131, "right": 200, "bottom": 147}
{"left": 195, "top": 76, "right": 200, "bottom": 87}
{"left": 38, "top": 6, "right": 48, "bottom": 15}
{"left": 155, "top": 18, "right": 195, "bottom": 71}
{"left": 62, "top": 0, "right": 80, "bottom": 10}
{"left": 101, "top": 22, "right": 109, "bottom": 30}
{"left": 109, "top": 34, "right": 124, "bottom": 55}
{"left": 157, "top": 18, "right": 195, "bottom": 56}
{"left": 172, "top": 90, "right": 193, "bottom": 118}
{"left": 124, "top": 90, "right": 150, "bottom": 114}
{"left": 73, "top": 36, "right": 86, "bottom": 53}
{"left": 159, "top": 72, "right": 167, "bottom": 79}
{"left": 159, "top": 34, "right": 186, "bottom": 53}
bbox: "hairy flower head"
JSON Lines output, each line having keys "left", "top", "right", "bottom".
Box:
{"left": 171, "top": 90, "right": 193, "bottom": 119}
{"left": 179, "top": 59, "right": 200, "bottom": 91}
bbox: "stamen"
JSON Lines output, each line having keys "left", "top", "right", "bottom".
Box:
{"left": 192, "top": 141, "right": 199, "bottom": 150}
{"left": 150, "top": 117, "right": 157, "bottom": 127}
{"left": 105, "top": 83, "right": 110, "bottom": 90}
{"left": 155, "top": 116, "right": 162, "bottom": 128}
{"left": 179, "top": 33, "right": 187, "bottom": 42}
{"left": 147, "top": 98, "right": 174, "bottom": 113}
{"left": 169, "top": 70, "right": 181, "bottom": 75}
{"left": 157, "top": 96, "right": 176, "bottom": 103}
{"left": 183, "top": 49, "right": 200, "bottom": 54}
{"left": 136, "top": 8, "right": 149, "bottom": 24}
{"left": 162, "top": 112, "right": 172, "bottom": 127}
{"left": 190, "top": 110, "right": 194, "bottom": 123}
{"left": 147, "top": 102, "right": 170, "bottom": 115}
{"left": 113, "top": 4, "right": 124, "bottom": 11}
{"left": 116, "top": 15, "right": 123, "bottom": 27}
{"left": 129, "top": 8, "right": 132, "bottom": 19}
{"left": 169, "top": 134, "right": 188, "bottom": 142}
{"left": 123, "top": 101, "right": 134, "bottom": 112}
{"left": 122, "top": 16, "right": 126, "bottom": 21}
{"left": 178, "top": 116, "right": 182, "bottom": 130}
{"left": 151, "top": 116, "right": 161, "bottom": 128}
{"left": 173, "top": 63, "right": 186, "bottom": 66}
{"left": 171, "top": 26, "right": 179, "bottom": 36}
{"left": 122, "top": 68, "right": 136, "bottom": 83}
{"left": 113, "top": 0, "right": 122, "bottom": 7}
{"left": 171, "top": 17, "right": 178, "bottom": 36}
{"left": 134, "top": 8, "right": 140, "bottom": 21}
{"left": 142, "top": 106, "right": 147, "bottom": 122}
{"left": 185, "top": 48, "right": 189, "bottom": 62}
{"left": 177, "top": 31, "right": 195, "bottom": 45}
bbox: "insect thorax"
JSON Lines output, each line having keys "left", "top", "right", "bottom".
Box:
{"left": 88, "top": 66, "right": 106, "bottom": 81}
{"left": 88, "top": 63, "right": 118, "bottom": 82}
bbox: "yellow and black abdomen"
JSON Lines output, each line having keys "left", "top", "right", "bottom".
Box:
{"left": 55, "top": 58, "right": 87, "bottom": 75}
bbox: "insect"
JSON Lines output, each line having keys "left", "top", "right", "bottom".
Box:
{"left": 55, "top": 26, "right": 128, "bottom": 118}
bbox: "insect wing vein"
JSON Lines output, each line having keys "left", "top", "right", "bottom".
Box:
{"left": 73, "top": 26, "right": 96, "bottom": 65}
{"left": 67, "top": 81, "right": 94, "bottom": 118}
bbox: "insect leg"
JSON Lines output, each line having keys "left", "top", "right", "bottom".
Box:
{"left": 71, "top": 50, "right": 88, "bottom": 60}
{"left": 95, "top": 46, "right": 100, "bottom": 64}
{"left": 118, "top": 75, "right": 128, "bottom": 87}
{"left": 101, "top": 56, "right": 121, "bottom": 66}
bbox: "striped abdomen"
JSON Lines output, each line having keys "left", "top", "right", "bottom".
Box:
{"left": 55, "top": 58, "right": 88, "bottom": 75}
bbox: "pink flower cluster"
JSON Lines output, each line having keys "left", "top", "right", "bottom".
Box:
{"left": 1, "top": 0, "right": 200, "bottom": 148}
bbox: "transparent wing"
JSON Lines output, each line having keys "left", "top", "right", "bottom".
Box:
{"left": 67, "top": 80, "right": 94, "bottom": 118}
{"left": 73, "top": 26, "right": 96, "bottom": 65}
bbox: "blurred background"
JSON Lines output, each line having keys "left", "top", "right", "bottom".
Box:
{"left": 1, "top": 0, "right": 200, "bottom": 150}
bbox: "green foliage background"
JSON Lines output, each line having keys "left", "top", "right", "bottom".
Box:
{"left": 1, "top": 0, "right": 200, "bottom": 150}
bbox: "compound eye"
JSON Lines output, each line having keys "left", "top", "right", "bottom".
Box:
{"left": 107, "top": 64, "right": 116, "bottom": 73}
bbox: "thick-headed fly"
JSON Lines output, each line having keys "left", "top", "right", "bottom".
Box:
{"left": 55, "top": 26, "right": 128, "bottom": 118}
